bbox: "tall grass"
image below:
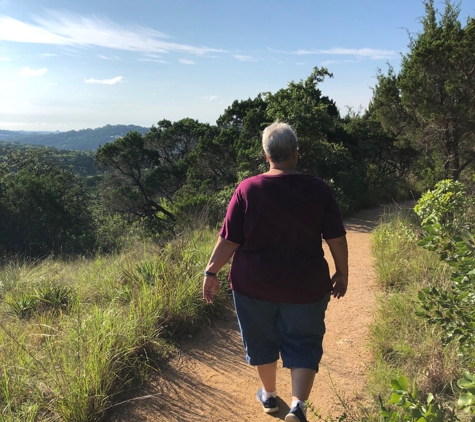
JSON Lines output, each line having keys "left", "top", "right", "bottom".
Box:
{"left": 368, "top": 211, "right": 462, "bottom": 404}
{"left": 0, "top": 229, "right": 229, "bottom": 421}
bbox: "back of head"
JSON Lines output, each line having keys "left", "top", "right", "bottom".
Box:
{"left": 262, "top": 122, "right": 298, "bottom": 163}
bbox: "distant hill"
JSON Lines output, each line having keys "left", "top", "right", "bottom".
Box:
{"left": 0, "top": 124, "right": 150, "bottom": 151}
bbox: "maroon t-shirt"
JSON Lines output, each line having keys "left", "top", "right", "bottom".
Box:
{"left": 219, "top": 173, "right": 346, "bottom": 304}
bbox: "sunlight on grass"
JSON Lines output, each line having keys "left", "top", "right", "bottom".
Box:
{"left": 0, "top": 228, "right": 229, "bottom": 421}
{"left": 369, "top": 211, "right": 462, "bottom": 405}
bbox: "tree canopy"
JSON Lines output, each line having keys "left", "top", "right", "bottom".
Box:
{"left": 371, "top": 0, "right": 475, "bottom": 180}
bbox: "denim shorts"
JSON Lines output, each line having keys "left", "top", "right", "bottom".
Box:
{"left": 232, "top": 291, "right": 331, "bottom": 372}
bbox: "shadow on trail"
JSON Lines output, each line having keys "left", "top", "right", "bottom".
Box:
{"left": 343, "top": 202, "right": 416, "bottom": 234}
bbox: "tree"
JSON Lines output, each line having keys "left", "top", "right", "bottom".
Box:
{"left": 217, "top": 96, "right": 268, "bottom": 175}
{"left": 0, "top": 148, "right": 95, "bottom": 256}
{"left": 95, "top": 119, "right": 210, "bottom": 230}
{"left": 95, "top": 131, "right": 175, "bottom": 228}
{"left": 264, "top": 67, "right": 368, "bottom": 213}
{"left": 371, "top": 0, "right": 475, "bottom": 180}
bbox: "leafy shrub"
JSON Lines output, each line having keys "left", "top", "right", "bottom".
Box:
{"left": 414, "top": 179, "right": 474, "bottom": 235}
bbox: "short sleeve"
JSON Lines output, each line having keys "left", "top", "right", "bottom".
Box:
{"left": 321, "top": 184, "right": 347, "bottom": 240}
{"left": 218, "top": 187, "right": 245, "bottom": 244}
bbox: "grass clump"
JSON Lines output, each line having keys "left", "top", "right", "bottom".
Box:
{"left": 368, "top": 210, "right": 463, "bottom": 407}
{"left": 0, "top": 228, "right": 229, "bottom": 421}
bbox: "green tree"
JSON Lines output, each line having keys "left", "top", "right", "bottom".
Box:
{"left": 264, "top": 67, "right": 368, "bottom": 213}
{"left": 0, "top": 148, "right": 95, "bottom": 256}
{"left": 372, "top": 0, "right": 475, "bottom": 180}
{"left": 217, "top": 95, "right": 268, "bottom": 175}
{"left": 95, "top": 120, "right": 211, "bottom": 230}
{"left": 95, "top": 131, "right": 175, "bottom": 229}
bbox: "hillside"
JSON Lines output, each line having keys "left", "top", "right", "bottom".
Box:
{"left": 0, "top": 124, "right": 150, "bottom": 151}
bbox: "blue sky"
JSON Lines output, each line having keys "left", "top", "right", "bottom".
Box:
{"left": 0, "top": 0, "right": 473, "bottom": 131}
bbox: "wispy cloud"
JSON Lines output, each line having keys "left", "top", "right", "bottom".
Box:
{"left": 98, "top": 54, "right": 122, "bottom": 60}
{"left": 0, "top": 12, "right": 226, "bottom": 56}
{"left": 320, "top": 59, "right": 356, "bottom": 66}
{"left": 179, "top": 59, "right": 195, "bottom": 65}
{"left": 203, "top": 95, "right": 218, "bottom": 101}
{"left": 41, "top": 53, "right": 57, "bottom": 57}
{"left": 84, "top": 76, "right": 122, "bottom": 85}
{"left": 0, "top": 56, "right": 10, "bottom": 61}
{"left": 139, "top": 58, "right": 168, "bottom": 63}
{"left": 20, "top": 66, "right": 47, "bottom": 76}
{"left": 293, "top": 47, "right": 398, "bottom": 59}
{"left": 296, "top": 62, "right": 305, "bottom": 66}
{"left": 234, "top": 54, "right": 257, "bottom": 62}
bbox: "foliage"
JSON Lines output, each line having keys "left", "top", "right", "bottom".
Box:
{"left": 95, "top": 130, "right": 176, "bottom": 231}
{"left": 371, "top": 1, "right": 475, "bottom": 180}
{"left": 264, "top": 67, "right": 370, "bottom": 213}
{"left": 370, "top": 179, "right": 475, "bottom": 421}
{"left": 378, "top": 375, "right": 461, "bottom": 421}
{"left": 0, "top": 228, "right": 230, "bottom": 421}
{"left": 414, "top": 179, "right": 473, "bottom": 234}
{"left": 0, "top": 148, "right": 96, "bottom": 256}
{"left": 342, "top": 108, "right": 416, "bottom": 203}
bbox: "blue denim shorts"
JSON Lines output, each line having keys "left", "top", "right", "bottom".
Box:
{"left": 232, "top": 291, "right": 331, "bottom": 372}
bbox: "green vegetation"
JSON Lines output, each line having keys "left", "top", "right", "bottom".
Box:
{"left": 0, "top": 230, "right": 230, "bottom": 421}
{"left": 308, "top": 179, "right": 475, "bottom": 421}
{"left": 1, "top": 1, "right": 475, "bottom": 420}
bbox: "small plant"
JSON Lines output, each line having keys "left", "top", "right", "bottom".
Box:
{"left": 35, "top": 284, "right": 74, "bottom": 315}
{"left": 457, "top": 371, "right": 475, "bottom": 418}
{"left": 5, "top": 294, "right": 38, "bottom": 319}
{"left": 379, "top": 375, "right": 456, "bottom": 421}
{"left": 379, "top": 373, "right": 475, "bottom": 422}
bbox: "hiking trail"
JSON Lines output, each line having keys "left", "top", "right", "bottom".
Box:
{"left": 109, "top": 206, "right": 390, "bottom": 421}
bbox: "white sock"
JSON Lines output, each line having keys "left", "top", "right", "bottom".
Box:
{"left": 291, "top": 400, "right": 306, "bottom": 414}
{"left": 262, "top": 389, "right": 277, "bottom": 400}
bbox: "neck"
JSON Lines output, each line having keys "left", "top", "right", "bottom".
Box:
{"left": 266, "top": 162, "right": 298, "bottom": 174}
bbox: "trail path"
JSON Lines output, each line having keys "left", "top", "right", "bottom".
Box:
{"left": 109, "top": 206, "right": 384, "bottom": 421}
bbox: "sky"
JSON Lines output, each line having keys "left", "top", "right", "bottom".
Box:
{"left": 0, "top": 0, "right": 474, "bottom": 132}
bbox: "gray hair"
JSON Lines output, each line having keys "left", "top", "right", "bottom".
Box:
{"left": 262, "top": 122, "right": 298, "bottom": 163}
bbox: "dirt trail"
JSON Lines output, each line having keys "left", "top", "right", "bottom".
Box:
{"left": 109, "top": 206, "right": 385, "bottom": 421}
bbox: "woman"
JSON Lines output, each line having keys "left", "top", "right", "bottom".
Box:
{"left": 202, "top": 122, "right": 348, "bottom": 422}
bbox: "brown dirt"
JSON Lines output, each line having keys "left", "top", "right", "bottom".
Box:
{"left": 108, "top": 206, "right": 388, "bottom": 422}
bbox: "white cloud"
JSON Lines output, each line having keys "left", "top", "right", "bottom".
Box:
{"left": 0, "top": 56, "right": 10, "bottom": 60}
{"left": 98, "top": 54, "right": 121, "bottom": 60}
{"left": 179, "top": 59, "right": 195, "bottom": 65}
{"left": 0, "top": 12, "right": 226, "bottom": 56}
{"left": 84, "top": 76, "right": 123, "bottom": 85}
{"left": 20, "top": 66, "right": 47, "bottom": 76}
{"left": 293, "top": 47, "right": 398, "bottom": 59}
{"left": 234, "top": 54, "right": 257, "bottom": 62}
{"left": 296, "top": 62, "right": 305, "bottom": 66}
{"left": 41, "top": 53, "right": 57, "bottom": 57}
{"left": 320, "top": 59, "right": 356, "bottom": 66}
{"left": 139, "top": 58, "right": 168, "bottom": 63}
{"left": 203, "top": 95, "right": 218, "bottom": 101}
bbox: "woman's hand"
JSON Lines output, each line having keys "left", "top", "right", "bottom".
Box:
{"left": 203, "top": 275, "right": 221, "bottom": 303}
{"left": 331, "top": 273, "right": 348, "bottom": 299}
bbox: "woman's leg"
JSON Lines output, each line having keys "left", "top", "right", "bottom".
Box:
{"left": 257, "top": 360, "right": 278, "bottom": 392}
